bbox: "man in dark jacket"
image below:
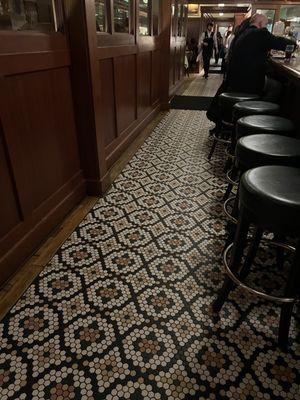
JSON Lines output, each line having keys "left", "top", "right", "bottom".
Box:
{"left": 227, "top": 14, "right": 295, "bottom": 95}
{"left": 207, "top": 14, "right": 295, "bottom": 134}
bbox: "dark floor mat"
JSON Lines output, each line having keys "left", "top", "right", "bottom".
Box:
{"left": 170, "top": 95, "right": 213, "bottom": 110}
{"left": 209, "top": 69, "right": 223, "bottom": 74}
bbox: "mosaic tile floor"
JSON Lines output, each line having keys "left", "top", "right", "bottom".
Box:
{"left": 181, "top": 74, "right": 223, "bottom": 97}
{"left": 1, "top": 110, "right": 300, "bottom": 400}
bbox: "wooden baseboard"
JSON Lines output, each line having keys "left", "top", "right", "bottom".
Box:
{"left": 0, "top": 175, "right": 86, "bottom": 285}
{"left": 169, "top": 77, "right": 187, "bottom": 97}
{"left": 0, "top": 196, "right": 98, "bottom": 321}
{"left": 86, "top": 106, "right": 167, "bottom": 196}
{"left": 102, "top": 110, "right": 167, "bottom": 192}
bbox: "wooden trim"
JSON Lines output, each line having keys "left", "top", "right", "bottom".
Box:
{"left": 169, "top": 75, "right": 187, "bottom": 96}
{"left": 96, "top": 44, "right": 138, "bottom": 59}
{"left": 0, "top": 171, "right": 85, "bottom": 252}
{"left": 0, "top": 174, "right": 86, "bottom": 287}
{"left": 84, "top": 0, "right": 108, "bottom": 177}
{"left": 108, "top": 0, "right": 114, "bottom": 34}
{"left": 101, "top": 106, "right": 166, "bottom": 192}
{"left": 0, "top": 196, "right": 97, "bottom": 321}
{"left": 0, "top": 51, "right": 70, "bottom": 75}
{"left": 86, "top": 178, "right": 103, "bottom": 196}
{"left": 0, "top": 31, "right": 67, "bottom": 54}
{"left": 97, "top": 32, "right": 135, "bottom": 46}
{"left": 137, "top": 36, "right": 160, "bottom": 51}
{"left": 105, "top": 102, "right": 161, "bottom": 168}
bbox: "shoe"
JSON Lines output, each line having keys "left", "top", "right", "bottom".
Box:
{"left": 204, "top": 75, "right": 208, "bottom": 79}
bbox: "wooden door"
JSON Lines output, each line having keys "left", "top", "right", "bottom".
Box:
{"left": 0, "top": 1, "right": 85, "bottom": 286}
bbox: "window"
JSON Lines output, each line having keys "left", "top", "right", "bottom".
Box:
{"left": 139, "top": 0, "right": 150, "bottom": 36}
{"left": 95, "top": 0, "right": 106, "bottom": 32}
{"left": 280, "top": 6, "right": 300, "bottom": 40}
{"left": 0, "top": 0, "right": 55, "bottom": 32}
{"left": 114, "top": 0, "right": 130, "bottom": 33}
{"left": 177, "top": 4, "right": 183, "bottom": 36}
{"left": 152, "top": 0, "right": 160, "bottom": 36}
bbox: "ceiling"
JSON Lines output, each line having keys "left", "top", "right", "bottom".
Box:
{"left": 188, "top": 3, "right": 250, "bottom": 18}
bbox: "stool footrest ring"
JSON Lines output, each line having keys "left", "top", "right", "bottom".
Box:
{"left": 225, "top": 147, "right": 235, "bottom": 160}
{"left": 226, "top": 168, "right": 239, "bottom": 186}
{"left": 223, "top": 197, "right": 238, "bottom": 224}
{"left": 223, "top": 241, "right": 296, "bottom": 304}
{"left": 212, "top": 133, "right": 231, "bottom": 144}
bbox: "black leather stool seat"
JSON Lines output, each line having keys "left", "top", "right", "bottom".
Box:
{"left": 240, "top": 166, "right": 300, "bottom": 235}
{"left": 219, "top": 92, "right": 260, "bottom": 123}
{"left": 214, "top": 165, "right": 300, "bottom": 349}
{"left": 236, "top": 115, "right": 295, "bottom": 139}
{"left": 233, "top": 101, "right": 280, "bottom": 123}
{"left": 236, "top": 134, "right": 300, "bottom": 171}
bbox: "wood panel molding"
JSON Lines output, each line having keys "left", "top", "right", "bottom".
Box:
{"left": 0, "top": 19, "right": 85, "bottom": 287}
{"left": 97, "top": 45, "right": 138, "bottom": 60}
{"left": 0, "top": 171, "right": 85, "bottom": 286}
{"left": 105, "top": 102, "right": 161, "bottom": 168}
{"left": 0, "top": 51, "right": 70, "bottom": 75}
{"left": 0, "top": 32, "right": 67, "bottom": 54}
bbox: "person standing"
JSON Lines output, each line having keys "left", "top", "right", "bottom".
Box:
{"left": 207, "top": 14, "right": 295, "bottom": 134}
{"left": 200, "top": 22, "right": 216, "bottom": 79}
{"left": 226, "top": 14, "right": 296, "bottom": 96}
{"left": 214, "top": 31, "right": 224, "bottom": 65}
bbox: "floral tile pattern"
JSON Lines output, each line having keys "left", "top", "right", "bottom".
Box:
{"left": 0, "top": 110, "right": 299, "bottom": 400}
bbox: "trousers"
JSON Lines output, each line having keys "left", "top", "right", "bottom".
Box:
{"left": 202, "top": 51, "right": 212, "bottom": 77}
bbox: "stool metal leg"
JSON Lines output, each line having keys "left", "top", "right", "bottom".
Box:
{"left": 239, "top": 228, "right": 263, "bottom": 280}
{"left": 223, "top": 157, "right": 233, "bottom": 173}
{"left": 223, "top": 183, "right": 233, "bottom": 203}
{"left": 278, "top": 241, "right": 300, "bottom": 350}
{"left": 223, "top": 190, "right": 240, "bottom": 251}
{"left": 274, "top": 234, "right": 285, "bottom": 271}
{"left": 208, "top": 138, "right": 217, "bottom": 160}
{"left": 213, "top": 206, "right": 250, "bottom": 313}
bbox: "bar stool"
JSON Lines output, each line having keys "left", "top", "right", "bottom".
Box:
{"left": 224, "top": 101, "right": 281, "bottom": 174}
{"left": 230, "top": 101, "right": 280, "bottom": 154}
{"left": 233, "top": 101, "right": 280, "bottom": 123}
{"left": 236, "top": 115, "right": 295, "bottom": 138}
{"left": 223, "top": 115, "right": 295, "bottom": 202}
{"left": 208, "top": 92, "right": 260, "bottom": 161}
{"left": 223, "top": 134, "right": 300, "bottom": 231}
{"left": 213, "top": 166, "right": 300, "bottom": 350}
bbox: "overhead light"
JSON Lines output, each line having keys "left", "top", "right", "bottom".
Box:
{"left": 219, "top": 12, "right": 224, "bottom": 16}
{"left": 218, "top": 3, "right": 225, "bottom": 6}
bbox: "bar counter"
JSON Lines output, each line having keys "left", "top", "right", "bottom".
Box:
{"left": 270, "top": 57, "right": 300, "bottom": 80}
{"left": 268, "top": 57, "right": 300, "bottom": 131}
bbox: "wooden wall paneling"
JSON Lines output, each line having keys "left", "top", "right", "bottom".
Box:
{"left": 151, "top": 49, "right": 161, "bottom": 104}
{"left": 0, "top": 121, "right": 21, "bottom": 239}
{"left": 0, "top": 32, "right": 67, "bottom": 53}
{"left": 114, "top": 55, "right": 137, "bottom": 135}
{"left": 187, "top": 18, "right": 201, "bottom": 43}
{"left": 160, "top": 0, "right": 172, "bottom": 109}
{"left": 65, "top": 0, "right": 102, "bottom": 194}
{"left": 168, "top": 1, "right": 188, "bottom": 96}
{"left": 0, "top": 24, "right": 85, "bottom": 287}
{"left": 137, "top": 51, "right": 151, "bottom": 116}
{"left": 99, "top": 58, "right": 117, "bottom": 145}
{"left": 1, "top": 68, "right": 81, "bottom": 217}
{"left": 83, "top": 0, "right": 108, "bottom": 187}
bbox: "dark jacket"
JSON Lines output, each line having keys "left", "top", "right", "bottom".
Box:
{"left": 227, "top": 26, "right": 295, "bottom": 95}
